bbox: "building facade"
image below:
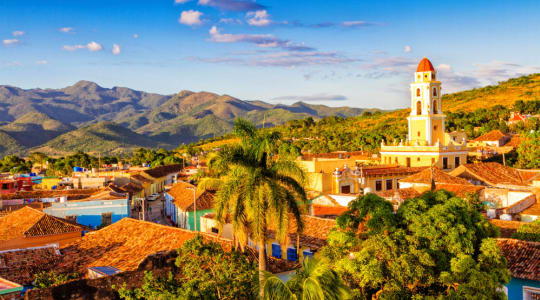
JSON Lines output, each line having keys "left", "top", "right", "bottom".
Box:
{"left": 380, "top": 58, "right": 468, "bottom": 170}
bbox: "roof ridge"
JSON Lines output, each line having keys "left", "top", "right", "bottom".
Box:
{"left": 496, "top": 237, "right": 540, "bottom": 245}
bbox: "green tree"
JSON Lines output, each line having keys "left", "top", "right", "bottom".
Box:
{"left": 515, "top": 131, "right": 540, "bottom": 169}
{"left": 34, "top": 271, "right": 78, "bottom": 288}
{"left": 263, "top": 257, "right": 350, "bottom": 300}
{"left": 511, "top": 219, "right": 540, "bottom": 242}
{"left": 117, "top": 236, "right": 258, "bottom": 300}
{"left": 320, "top": 191, "right": 510, "bottom": 299}
{"left": 198, "top": 118, "right": 308, "bottom": 298}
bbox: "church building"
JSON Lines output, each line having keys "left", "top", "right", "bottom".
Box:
{"left": 380, "top": 58, "right": 468, "bottom": 170}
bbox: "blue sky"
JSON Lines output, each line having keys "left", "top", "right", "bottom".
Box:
{"left": 1, "top": 0, "right": 539, "bottom": 109}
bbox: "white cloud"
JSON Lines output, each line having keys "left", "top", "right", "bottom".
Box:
{"left": 112, "top": 44, "right": 121, "bottom": 55}
{"left": 12, "top": 31, "right": 24, "bottom": 37}
{"left": 133, "top": 33, "right": 139, "bottom": 39}
{"left": 86, "top": 41, "right": 103, "bottom": 51}
{"left": 175, "top": 0, "right": 191, "bottom": 3}
{"left": 36, "top": 60, "right": 48, "bottom": 65}
{"left": 63, "top": 41, "right": 103, "bottom": 52}
{"left": 272, "top": 94, "right": 347, "bottom": 102}
{"left": 342, "top": 21, "right": 372, "bottom": 27}
{"left": 179, "top": 10, "right": 203, "bottom": 26}
{"left": 247, "top": 10, "right": 271, "bottom": 26}
{"left": 208, "top": 26, "right": 313, "bottom": 51}
{"left": 219, "top": 18, "right": 242, "bottom": 24}
{"left": 2, "top": 39, "right": 19, "bottom": 46}
{"left": 59, "top": 27, "right": 74, "bottom": 33}
{"left": 404, "top": 45, "right": 411, "bottom": 53}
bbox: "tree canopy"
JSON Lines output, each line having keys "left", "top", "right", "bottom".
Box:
{"left": 319, "top": 191, "right": 510, "bottom": 299}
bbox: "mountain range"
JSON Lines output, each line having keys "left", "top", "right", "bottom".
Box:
{"left": 0, "top": 81, "right": 370, "bottom": 156}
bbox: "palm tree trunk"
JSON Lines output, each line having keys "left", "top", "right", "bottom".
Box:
{"left": 258, "top": 240, "right": 267, "bottom": 299}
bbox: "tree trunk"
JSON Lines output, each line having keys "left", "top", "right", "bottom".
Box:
{"left": 258, "top": 240, "right": 267, "bottom": 299}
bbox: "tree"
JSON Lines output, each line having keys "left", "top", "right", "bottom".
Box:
{"left": 320, "top": 191, "right": 510, "bottom": 299}
{"left": 117, "top": 236, "right": 258, "bottom": 300}
{"left": 262, "top": 257, "right": 350, "bottom": 300}
{"left": 34, "top": 271, "right": 78, "bottom": 288}
{"left": 511, "top": 219, "right": 540, "bottom": 242}
{"left": 198, "top": 118, "right": 308, "bottom": 298}
{"left": 515, "top": 131, "right": 540, "bottom": 169}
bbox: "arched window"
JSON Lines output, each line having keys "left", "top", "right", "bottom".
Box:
{"left": 416, "top": 88, "right": 421, "bottom": 97}
{"left": 433, "top": 87, "right": 437, "bottom": 96}
{"left": 416, "top": 101, "right": 422, "bottom": 115}
{"left": 433, "top": 100, "right": 438, "bottom": 114}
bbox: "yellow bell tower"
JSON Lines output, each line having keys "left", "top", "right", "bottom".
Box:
{"left": 379, "top": 57, "right": 468, "bottom": 170}
{"left": 408, "top": 57, "right": 444, "bottom": 146}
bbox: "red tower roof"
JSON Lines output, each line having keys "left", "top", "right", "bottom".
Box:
{"left": 416, "top": 57, "right": 435, "bottom": 72}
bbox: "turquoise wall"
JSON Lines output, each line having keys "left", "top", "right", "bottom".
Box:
{"left": 187, "top": 209, "right": 213, "bottom": 231}
{"left": 43, "top": 198, "right": 129, "bottom": 229}
{"left": 506, "top": 278, "right": 540, "bottom": 299}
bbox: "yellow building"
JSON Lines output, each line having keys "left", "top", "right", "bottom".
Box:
{"left": 380, "top": 58, "right": 468, "bottom": 170}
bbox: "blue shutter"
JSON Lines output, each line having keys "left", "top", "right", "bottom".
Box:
{"left": 286, "top": 247, "right": 298, "bottom": 261}
{"left": 271, "top": 243, "right": 282, "bottom": 259}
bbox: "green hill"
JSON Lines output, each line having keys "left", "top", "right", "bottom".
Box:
{"left": 0, "top": 112, "right": 75, "bottom": 147}
{"left": 32, "top": 122, "right": 173, "bottom": 156}
{"left": 0, "top": 131, "right": 26, "bottom": 157}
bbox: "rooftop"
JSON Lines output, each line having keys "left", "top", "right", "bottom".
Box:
{"left": 489, "top": 219, "right": 524, "bottom": 238}
{"left": 300, "top": 151, "right": 370, "bottom": 161}
{"left": 131, "top": 174, "right": 153, "bottom": 184}
{"left": 0, "top": 245, "right": 62, "bottom": 285}
{"left": 496, "top": 238, "right": 539, "bottom": 281}
{"left": 143, "top": 164, "right": 183, "bottom": 179}
{"left": 268, "top": 215, "right": 336, "bottom": 250}
{"left": 416, "top": 57, "right": 435, "bottom": 72}
{"left": 0, "top": 206, "right": 83, "bottom": 242}
{"left": 473, "top": 130, "right": 507, "bottom": 142}
{"left": 449, "top": 162, "right": 537, "bottom": 187}
{"left": 57, "top": 218, "right": 232, "bottom": 274}
{"left": 400, "top": 167, "right": 472, "bottom": 185}
{"left": 167, "top": 181, "right": 214, "bottom": 211}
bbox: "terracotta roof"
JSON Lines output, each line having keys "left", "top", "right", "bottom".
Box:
{"left": 509, "top": 112, "right": 528, "bottom": 122}
{"left": 416, "top": 57, "right": 435, "bottom": 72}
{"left": 496, "top": 238, "right": 540, "bottom": 281}
{"left": 433, "top": 184, "right": 484, "bottom": 198}
{"left": 376, "top": 188, "right": 420, "bottom": 201}
{"left": 0, "top": 207, "right": 83, "bottom": 242}
{"left": 400, "top": 167, "right": 472, "bottom": 185}
{"left": 361, "top": 166, "right": 426, "bottom": 176}
{"left": 85, "top": 188, "right": 127, "bottom": 200}
{"left": 167, "top": 181, "right": 214, "bottom": 211}
{"left": 473, "top": 130, "right": 507, "bottom": 142}
{"left": 449, "top": 162, "right": 531, "bottom": 187}
{"left": 268, "top": 215, "right": 336, "bottom": 250}
{"left": 0, "top": 245, "right": 62, "bottom": 285}
{"left": 57, "top": 218, "right": 232, "bottom": 275}
{"left": 311, "top": 205, "right": 348, "bottom": 217}
{"left": 143, "top": 164, "right": 183, "bottom": 179}
{"left": 120, "top": 182, "right": 143, "bottom": 194}
{"left": 489, "top": 219, "right": 524, "bottom": 238}
{"left": 131, "top": 174, "right": 153, "bottom": 184}
{"left": 0, "top": 188, "right": 100, "bottom": 200}
{"left": 521, "top": 201, "right": 540, "bottom": 216}
{"left": 504, "top": 135, "right": 522, "bottom": 148}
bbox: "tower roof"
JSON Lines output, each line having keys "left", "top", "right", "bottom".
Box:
{"left": 416, "top": 57, "right": 435, "bottom": 72}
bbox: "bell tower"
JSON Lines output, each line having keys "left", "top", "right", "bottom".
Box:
{"left": 407, "top": 57, "right": 444, "bottom": 145}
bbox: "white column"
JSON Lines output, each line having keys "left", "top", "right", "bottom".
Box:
{"left": 426, "top": 117, "right": 432, "bottom": 145}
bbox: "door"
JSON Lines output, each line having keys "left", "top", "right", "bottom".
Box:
{"left": 341, "top": 185, "right": 351, "bottom": 194}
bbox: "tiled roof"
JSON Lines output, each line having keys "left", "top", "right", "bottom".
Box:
{"left": 400, "top": 167, "right": 472, "bottom": 185}
{"left": 449, "top": 162, "right": 531, "bottom": 186}
{"left": 268, "top": 215, "right": 336, "bottom": 250}
{"left": 417, "top": 57, "right": 435, "bottom": 72}
{"left": 0, "top": 207, "right": 83, "bottom": 242}
{"left": 473, "top": 130, "right": 507, "bottom": 142}
{"left": 496, "top": 238, "right": 540, "bottom": 281}
{"left": 57, "top": 218, "right": 232, "bottom": 274}
{"left": 167, "top": 181, "right": 214, "bottom": 211}
{"left": 433, "top": 184, "right": 484, "bottom": 198}
{"left": 521, "top": 201, "right": 540, "bottom": 216}
{"left": 0, "top": 245, "right": 62, "bottom": 285}
{"left": 85, "top": 188, "right": 126, "bottom": 200}
{"left": 0, "top": 188, "right": 100, "bottom": 200}
{"left": 489, "top": 219, "right": 524, "bottom": 238}
{"left": 311, "top": 205, "right": 348, "bottom": 217}
{"left": 131, "top": 174, "right": 153, "bottom": 184}
{"left": 143, "top": 164, "right": 183, "bottom": 179}
{"left": 376, "top": 188, "right": 421, "bottom": 201}
{"left": 504, "top": 135, "right": 522, "bottom": 148}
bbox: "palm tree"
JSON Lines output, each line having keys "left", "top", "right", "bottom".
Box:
{"left": 198, "top": 119, "right": 308, "bottom": 297}
{"left": 262, "top": 257, "right": 350, "bottom": 300}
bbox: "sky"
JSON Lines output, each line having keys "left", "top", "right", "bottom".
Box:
{"left": 1, "top": 0, "right": 539, "bottom": 109}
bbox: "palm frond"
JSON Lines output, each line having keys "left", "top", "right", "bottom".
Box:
{"left": 262, "top": 272, "right": 297, "bottom": 300}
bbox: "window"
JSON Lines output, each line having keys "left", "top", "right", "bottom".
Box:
{"left": 417, "top": 157, "right": 421, "bottom": 161}
{"left": 431, "top": 73, "right": 436, "bottom": 80}
{"left": 433, "top": 100, "right": 438, "bottom": 114}
{"left": 416, "top": 101, "right": 422, "bottom": 115}
{"left": 434, "top": 125, "right": 438, "bottom": 131}
{"left": 417, "top": 131, "right": 421, "bottom": 137}
{"left": 523, "top": 286, "right": 540, "bottom": 300}
{"left": 416, "top": 88, "right": 421, "bottom": 97}
{"left": 101, "top": 212, "right": 112, "bottom": 226}
{"left": 406, "top": 157, "right": 411, "bottom": 167}
{"left": 455, "top": 156, "right": 460, "bottom": 167}
{"left": 341, "top": 185, "right": 351, "bottom": 194}
{"left": 394, "top": 157, "right": 398, "bottom": 164}
{"left": 211, "top": 227, "right": 219, "bottom": 234}
{"left": 431, "top": 158, "right": 435, "bottom": 165}
{"left": 385, "top": 179, "right": 393, "bottom": 190}
{"left": 1, "top": 183, "right": 7, "bottom": 190}
{"left": 375, "top": 180, "right": 382, "bottom": 191}
{"left": 66, "top": 215, "right": 77, "bottom": 223}
{"left": 433, "top": 87, "right": 437, "bottom": 96}
{"left": 442, "top": 157, "right": 448, "bottom": 169}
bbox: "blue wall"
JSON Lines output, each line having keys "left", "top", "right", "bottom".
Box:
{"left": 506, "top": 278, "right": 540, "bottom": 300}
{"left": 43, "top": 198, "right": 129, "bottom": 229}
